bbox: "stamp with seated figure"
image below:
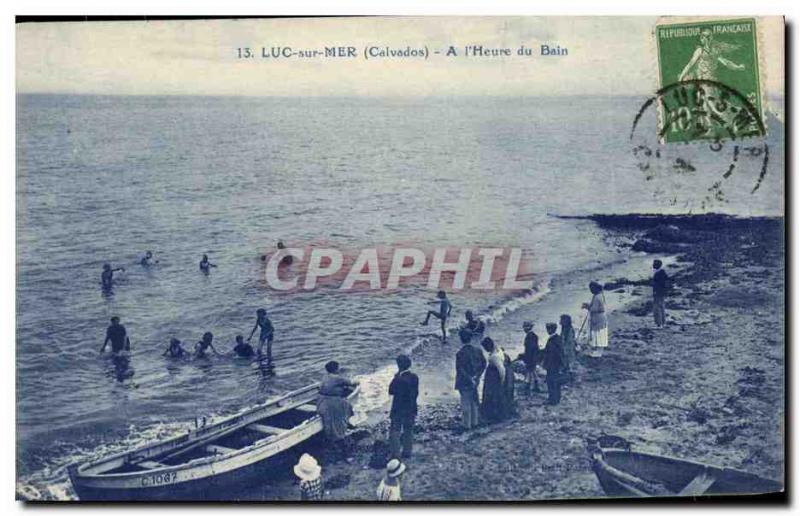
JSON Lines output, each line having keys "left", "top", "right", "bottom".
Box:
{"left": 655, "top": 18, "right": 763, "bottom": 143}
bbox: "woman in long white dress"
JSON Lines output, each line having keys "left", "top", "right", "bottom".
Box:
{"left": 582, "top": 281, "right": 608, "bottom": 357}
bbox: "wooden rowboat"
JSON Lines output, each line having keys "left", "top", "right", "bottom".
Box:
{"left": 69, "top": 383, "right": 359, "bottom": 500}
{"left": 592, "top": 447, "right": 782, "bottom": 498}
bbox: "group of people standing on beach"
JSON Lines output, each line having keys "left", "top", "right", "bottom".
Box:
{"left": 455, "top": 311, "right": 577, "bottom": 429}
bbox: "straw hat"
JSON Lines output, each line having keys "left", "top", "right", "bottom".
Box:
{"left": 386, "top": 459, "right": 406, "bottom": 478}
{"left": 293, "top": 453, "right": 321, "bottom": 481}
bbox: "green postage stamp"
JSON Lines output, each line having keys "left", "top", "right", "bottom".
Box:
{"left": 655, "top": 18, "right": 764, "bottom": 143}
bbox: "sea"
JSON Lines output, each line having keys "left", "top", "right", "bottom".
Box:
{"left": 15, "top": 94, "right": 784, "bottom": 499}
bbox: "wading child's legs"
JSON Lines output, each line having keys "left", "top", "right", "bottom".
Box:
{"left": 259, "top": 337, "right": 274, "bottom": 363}
{"left": 421, "top": 310, "right": 443, "bottom": 326}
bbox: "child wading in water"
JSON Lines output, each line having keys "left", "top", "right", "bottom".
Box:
{"left": 420, "top": 290, "right": 452, "bottom": 341}
{"left": 247, "top": 308, "right": 275, "bottom": 363}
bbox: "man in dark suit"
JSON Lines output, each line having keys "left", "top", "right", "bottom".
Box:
{"left": 652, "top": 259, "right": 670, "bottom": 328}
{"left": 516, "top": 321, "right": 541, "bottom": 395}
{"left": 388, "top": 354, "right": 419, "bottom": 459}
{"left": 543, "top": 323, "right": 564, "bottom": 406}
{"left": 455, "top": 328, "right": 487, "bottom": 430}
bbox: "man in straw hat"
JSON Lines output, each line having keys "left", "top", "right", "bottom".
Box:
{"left": 376, "top": 458, "right": 406, "bottom": 501}
{"left": 293, "top": 453, "right": 323, "bottom": 500}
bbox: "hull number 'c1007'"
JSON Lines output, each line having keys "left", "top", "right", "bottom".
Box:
{"left": 141, "top": 472, "right": 177, "bottom": 487}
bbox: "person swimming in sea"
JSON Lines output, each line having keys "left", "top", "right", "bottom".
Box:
{"left": 247, "top": 308, "right": 275, "bottom": 362}
{"left": 163, "top": 338, "right": 188, "bottom": 358}
{"left": 140, "top": 251, "right": 158, "bottom": 267}
{"left": 100, "top": 316, "right": 130, "bottom": 354}
{"left": 420, "top": 290, "right": 452, "bottom": 341}
{"left": 194, "top": 332, "right": 220, "bottom": 358}
{"left": 101, "top": 263, "right": 125, "bottom": 290}
{"left": 199, "top": 254, "right": 217, "bottom": 274}
{"left": 232, "top": 334, "right": 255, "bottom": 358}
{"left": 277, "top": 240, "right": 294, "bottom": 265}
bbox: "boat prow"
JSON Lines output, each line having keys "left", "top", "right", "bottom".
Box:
{"left": 69, "top": 383, "right": 359, "bottom": 500}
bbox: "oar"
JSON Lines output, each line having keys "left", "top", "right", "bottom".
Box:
{"left": 576, "top": 312, "right": 589, "bottom": 342}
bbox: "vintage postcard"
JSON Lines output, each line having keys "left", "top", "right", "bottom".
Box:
{"left": 15, "top": 16, "right": 785, "bottom": 502}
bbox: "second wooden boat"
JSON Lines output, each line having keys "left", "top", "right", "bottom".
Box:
{"left": 592, "top": 446, "right": 782, "bottom": 498}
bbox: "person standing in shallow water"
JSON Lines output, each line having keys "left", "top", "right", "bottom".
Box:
{"left": 247, "top": 308, "right": 275, "bottom": 362}
{"left": 652, "top": 259, "right": 669, "bottom": 328}
{"left": 101, "top": 263, "right": 125, "bottom": 290}
{"left": 100, "top": 316, "right": 130, "bottom": 354}
{"left": 388, "top": 354, "right": 419, "bottom": 459}
{"left": 421, "top": 290, "right": 452, "bottom": 341}
{"left": 199, "top": 254, "right": 216, "bottom": 274}
{"left": 582, "top": 281, "right": 608, "bottom": 357}
{"left": 455, "top": 328, "right": 486, "bottom": 430}
{"left": 543, "top": 323, "right": 564, "bottom": 406}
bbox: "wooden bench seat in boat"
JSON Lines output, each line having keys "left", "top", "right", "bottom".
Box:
{"left": 205, "top": 445, "right": 237, "bottom": 455}
{"left": 246, "top": 423, "right": 288, "bottom": 436}
{"left": 137, "top": 461, "right": 165, "bottom": 470}
{"left": 678, "top": 470, "right": 716, "bottom": 496}
{"left": 294, "top": 404, "right": 317, "bottom": 413}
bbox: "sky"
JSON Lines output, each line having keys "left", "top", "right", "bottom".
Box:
{"left": 16, "top": 16, "right": 784, "bottom": 97}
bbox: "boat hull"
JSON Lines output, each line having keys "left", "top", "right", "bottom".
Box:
{"left": 69, "top": 441, "right": 305, "bottom": 501}
{"left": 593, "top": 448, "right": 783, "bottom": 498}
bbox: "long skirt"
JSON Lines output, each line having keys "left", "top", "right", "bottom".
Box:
{"left": 480, "top": 365, "right": 507, "bottom": 424}
{"left": 588, "top": 327, "right": 609, "bottom": 357}
{"left": 317, "top": 394, "right": 353, "bottom": 441}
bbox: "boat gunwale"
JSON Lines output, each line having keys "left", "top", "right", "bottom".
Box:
{"left": 72, "top": 382, "right": 335, "bottom": 481}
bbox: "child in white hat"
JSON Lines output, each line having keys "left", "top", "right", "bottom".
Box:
{"left": 376, "top": 458, "right": 406, "bottom": 501}
{"left": 293, "top": 453, "right": 323, "bottom": 500}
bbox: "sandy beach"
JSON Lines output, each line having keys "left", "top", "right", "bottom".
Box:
{"left": 257, "top": 214, "right": 784, "bottom": 502}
